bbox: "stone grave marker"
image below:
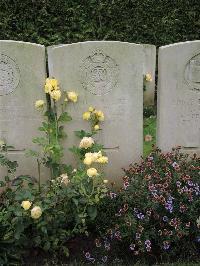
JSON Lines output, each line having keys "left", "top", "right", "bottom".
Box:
{"left": 48, "top": 41, "right": 146, "bottom": 180}
{"left": 157, "top": 41, "right": 200, "bottom": 154}
{"left": 0, "top": 41, "right": 48, "bottom": 180}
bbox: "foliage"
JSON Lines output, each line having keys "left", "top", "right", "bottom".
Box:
{"left": 0, "top": 0, "right": 199, "bottom": 46}
{"left": 91, "top": 147, "right": 200, "bottom": 264}
{"left": 143, "top": 116, "right": 156, "bottom": 157}
{"left": 0, "top": 78, "right": 108, "bottom": 262}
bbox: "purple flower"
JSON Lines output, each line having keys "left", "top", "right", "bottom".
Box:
{"left": 165, "top": 196, "right": 174, "bottom": 213}
{"left": 137, "top": 213, "right": 145, "bottom": 220}
{"left": 85, "top": 252, "right": 95, "bottom": 263}
{"left": 101, "top": 256, "right": 108, "bottom": 263}
{"left": 163, "top": 241, "right": 170, "bottom": 250}
{"left": 163, "top": 216, "right": 168, "bottom": 222}
{"left": 129, "top": 243, "right": 136, "bottom": 251}
{"left": 176, "top": 181, "right": 181, "bottom": 187}
{"left": 187, "top": 180, "right": 193, "bottom": 187}
{"left": 145, "top": 240, "right": 151, "bottom": 246}
{"left": 104, "top": 241, "right": 111, "bottom": 251}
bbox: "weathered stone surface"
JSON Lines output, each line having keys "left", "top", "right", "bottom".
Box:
{"left": 0, "top": 41, "right": 47, "bottom": 179}
{"left": 157, "top": 41, "right": 200, "bottom": 154}
{"left": 48, "top": 41, "right": 144, "bottom": 181}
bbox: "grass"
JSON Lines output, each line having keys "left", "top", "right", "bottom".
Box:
{"left": 143, "top": 115, "right": 156, "bottom": 157}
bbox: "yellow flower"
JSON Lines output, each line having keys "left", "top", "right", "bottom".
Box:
{"left": 88, "top": 106, "right": 94, "bottom": 112}
{"left": 60, "top": 173, "right": 70, "bottom": 186}
{"left": 103, "top": 179, "right": 109, "bottom": 184}
{"left": 35, "top": 100, "right": 45, "bottom": 109}
{"left": 96, "top": 110, "right": 104, "bottom": 121}
{"left": 145, "top": 73, "right": 153, "bottom": 82}
{"left": 83, "top": 156, "right": 93, "bottom": 165}
{"left": 50, "top": 89, "right": 61, "bottom": 101}
{"left": 96, "top": 156, "right": 108, "bottom": 164}
{"left": 67, "top": 91, "right": 78, "bottom": 103}
{"left": 87, "top": 168, "right": 98, "bottom": 177}
{"left": 94, "top": 124, "right": 100, "bottom": 131}
{"left": 83, "top": 111, "right": 91, "bottom": 120}
{"left": 21, "top": 200, "right": 32, "bottom": 210}
{"left": 31, "top": 206, "right": 42, "bottom": 219}
{"left": 79, "top": 137, "right": 94, "bottom": 149}
{"left": 44, "top": 78, "right": 59, "bottom": 93}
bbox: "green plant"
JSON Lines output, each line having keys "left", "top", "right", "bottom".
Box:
{"left": 29, "top": 79, "right": 77, "bottom": 179}
{"left": 91, "top": 147, "right": 200, "bottom": 264}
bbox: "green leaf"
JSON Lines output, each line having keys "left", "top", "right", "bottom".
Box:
{"left": 58, "top": 112, "right": 72, "bottom": 123}
{"left": 75, "top": 130, "right": 92, "bottom": 138}
{"left": 87, "top": 205, "right": 97, "bottom": 220}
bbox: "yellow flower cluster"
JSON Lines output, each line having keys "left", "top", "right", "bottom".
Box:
{"left": 21, "top": 201, "right": 42, "bottom": 219}
{"left": 82, "top": 106, "right": 104, "bottom": 131}
{"left": 44, "top": 78, "right": 61, "bottom": 101}
{"left": 83, "top": 151, "right": 108, "bottom": 166}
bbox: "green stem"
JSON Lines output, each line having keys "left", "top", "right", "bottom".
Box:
{"left": 37, "top": 159, "right": 41, "bottom": 192}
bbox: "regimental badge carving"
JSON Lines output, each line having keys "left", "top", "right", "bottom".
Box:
{"left": 0, "top": 54, "right": 20, "bottom": 96}
{"left": 185, "top": 53, "right": 200, "bottom": 92}
{"left": 80, "top": 49, "right": 119, "bottom": 96}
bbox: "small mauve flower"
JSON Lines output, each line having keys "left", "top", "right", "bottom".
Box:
{"left": 104, "top": 241, "right": 111, "bottom": 251}
{"left": 134, "top": 251, "right": 139, "bottom": 256}
{"left": 144, "top": 134, "right": 153, "bottom": 142}
{"left": 146, "top": 246, "right": 151, "bottom": 252}
{"left": 95, "top": 239, "right": 101, "bottom": 247}
{"left": 145, "top": 240, "right": 151, "bottom": 246}
{"left": 129, "top": 243, "right": 136, "bottom": 251}
{"left": 101, "top": 256, "right": 108, "bottom": 263}
{"left": 163, "top": 241, "right": 170, "bottom": 250}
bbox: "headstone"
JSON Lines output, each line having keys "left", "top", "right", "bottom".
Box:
{"left": 0, "top": 41, "right": 48, "bottom": 180}
{"left": 48, "top": 41, "right": 145, "bottom": 181}
{"left": 157, "top": 41, "right": 200, "bottom": 154}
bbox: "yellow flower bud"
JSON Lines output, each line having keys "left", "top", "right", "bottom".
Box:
{"left": 83, "top": 111, "right": 91, "bottom": 120}
{"left": 88, "top": 106, "right": 94, "bottom": 112}
{"left": 145, "top": 73, "right": 153, "bottom": 82}
{"left": 103, "top": 179, "right": 109, "bottom": 184}
{"left": 21, "top": 200, "right": 32, "bottom": 210}
{"left": 94, "top": 124, "right": 100, "bottom": 131}
{"left": 50, "top": 89, "right": 61, "bottom": 101}
{"left": 31, "top": 206, "right": 42, "bottom": 219}
{"left": 96, "top": 156, "right": 108, "bottom": 164}
{"left": 35, "top": 100, "right": 45, "bottom": 109}
{"left": 87, "top": 168, "right": 98, "bottom": 177}
{"left": 67, "top": 91, "right": 78, "bottom": 103}
{"left": 96, "top": 110, "right": 104, "bottom": 121}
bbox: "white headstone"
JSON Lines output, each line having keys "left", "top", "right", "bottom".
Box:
{"left": 157, "top": 41, "right": 200, "bottom": 154}
{"left": 0, "top": 41, "right": 48, "bottom": 179}
{"left": 48, "top": 41, "right": 144, "bottom": 181}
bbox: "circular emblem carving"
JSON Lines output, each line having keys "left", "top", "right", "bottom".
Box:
{"left": 185, "top": 53, "right": 200, "bottom": 92}
{"left": 80, "top": 49, "right": 119, "bottom": 96}
{"left": 0, "top": 54, "right": 20, "bottom": 96}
